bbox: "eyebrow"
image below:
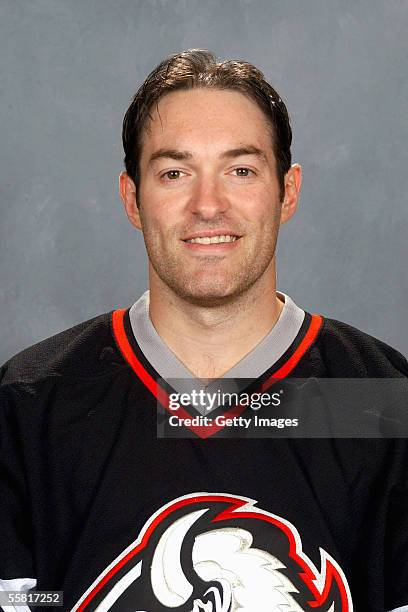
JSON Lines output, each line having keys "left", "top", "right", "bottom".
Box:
{"left": 148, "top": 145, "right": 268, "bottom": 165}
{"left": 148, "top": 149, "right": 193, "bottom": 164}
{"left": 220, "top": 146, "right": 267, "bottom": 163}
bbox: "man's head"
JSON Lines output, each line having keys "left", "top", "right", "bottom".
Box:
{"left": 122, "top": 49, "right": 292, "bottom": 203}
{"left": 119, "top": 50, "right": 301, "bottom": 306}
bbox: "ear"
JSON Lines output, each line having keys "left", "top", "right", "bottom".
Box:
{"left": 119, "top": 172, "right": 142, "bottom": 230}
{"left": 280, "top": 163, "right": 302, "bottom": 225}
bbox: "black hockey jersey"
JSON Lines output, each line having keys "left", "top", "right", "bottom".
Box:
{"left": 1, "top": 299, "right": 408, "bottom": 612}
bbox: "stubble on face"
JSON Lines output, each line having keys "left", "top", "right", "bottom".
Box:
{"left": 136, "top": 89, "right": 284, "bottom": 308}
{"left": 138, "top": 205, "right": 282, "bottom": 308}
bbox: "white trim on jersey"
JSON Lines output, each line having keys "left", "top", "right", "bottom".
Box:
{"left": 0, "top": 577, "right": 36, "bottom": 612}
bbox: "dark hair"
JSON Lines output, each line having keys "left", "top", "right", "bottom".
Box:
{"left": 122, "top": 49, "right": 292, "bottom": 201}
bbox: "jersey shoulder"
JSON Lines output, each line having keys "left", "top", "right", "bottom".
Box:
{"left": 310, "top": 316, "right": 408, "bottom": 377}
{"left": 0, "top": 310, "right": 125, "bottom": 387}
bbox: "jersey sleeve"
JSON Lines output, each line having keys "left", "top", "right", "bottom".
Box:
{"left": 385, "top": 444, "right": 408, "bottom": 611}
{"left": 0, "top": 366, "right": 36, "bottom": 605}
{"left": 0, "top": 578, "right": 36, "bottom": 612}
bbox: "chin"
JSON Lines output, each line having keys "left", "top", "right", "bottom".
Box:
{"left": 173, "top": 281, "right": 250, "bottom": 307}
{"left": 153, "top": 261, "right": 261, "bottom": 306}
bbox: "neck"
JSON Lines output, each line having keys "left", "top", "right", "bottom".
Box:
{"left": 148, "top": 268, "right": 284, "bottom": 381}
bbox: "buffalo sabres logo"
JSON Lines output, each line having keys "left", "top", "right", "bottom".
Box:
{"left": 72, "top": 493, "right": 352, "bottom": 611}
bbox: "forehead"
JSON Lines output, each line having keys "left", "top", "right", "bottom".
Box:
{"left": 141, "top": 88, "right": 274, "bottom": 160}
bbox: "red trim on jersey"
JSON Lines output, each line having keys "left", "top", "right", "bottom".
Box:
{"left": 112, "top": 308, "right": 158, "bottom": 398}
{"left": 112, "top": 308, "right": 323, "bottom": 439}
{"left": 260, "top": 312, "right": 323, "bottom": 388}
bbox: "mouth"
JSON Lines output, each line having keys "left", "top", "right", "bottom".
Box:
{"left": 183, "top": 234, "right": 239, "bottom": 245}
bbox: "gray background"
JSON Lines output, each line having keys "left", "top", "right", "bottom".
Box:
{"left": 1, "top": 0, "right": 407, "bottom": 363}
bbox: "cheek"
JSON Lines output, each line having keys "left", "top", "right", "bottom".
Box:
{"left": 139, "top": 207, "right": 178, "bottom": 244}
{"left": 139, "top": 185, "right": 184, "bottom": 229}
{"left": 241, "top": 196, "right": 280, "bottom": 227}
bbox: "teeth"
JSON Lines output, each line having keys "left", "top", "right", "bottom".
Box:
{"left": 186, "top": 235, "right": 237, "bottom": 244}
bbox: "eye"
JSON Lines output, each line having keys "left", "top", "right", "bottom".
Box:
{"left": 161, "top": 169, "right": 186, "bottom": 181}
{"left": 232, "top": 167, "right": 255, "bottom": 178}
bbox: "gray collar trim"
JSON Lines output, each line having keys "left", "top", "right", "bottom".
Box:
{"left": 129, "top": 290, "right": 305, "bottom": 385}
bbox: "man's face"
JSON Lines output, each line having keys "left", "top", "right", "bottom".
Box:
{"left": 125, "top": 88, "right": 298, "bottom": 305}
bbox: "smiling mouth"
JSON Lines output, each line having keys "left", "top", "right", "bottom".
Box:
{"left": 183, "top": 235, "right": 239, "bottom": 244}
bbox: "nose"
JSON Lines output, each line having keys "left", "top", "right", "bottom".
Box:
{"left": 186, "top": 174, "right": 230, "bottom": 220}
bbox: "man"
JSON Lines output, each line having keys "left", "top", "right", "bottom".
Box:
{"left": 0, "top": 49, "right": 407, "bottom": 612}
